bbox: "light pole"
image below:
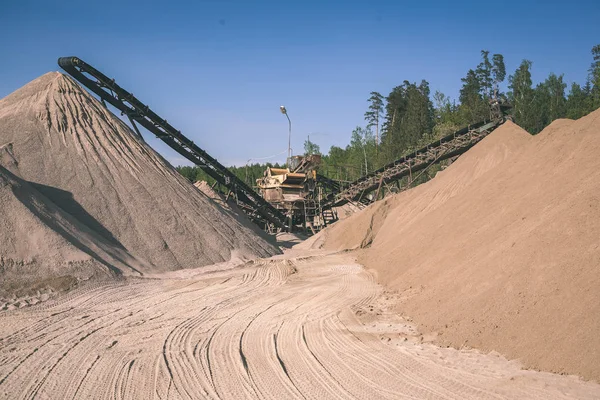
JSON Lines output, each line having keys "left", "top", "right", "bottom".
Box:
{"left": 280, "top": 106, "right": 292, "bottom": 163}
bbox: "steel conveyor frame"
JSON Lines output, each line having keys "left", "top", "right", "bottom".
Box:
{"left": 322, "top": 117, "right": 507, "bottom": 209}
{"left": 58, "top": 56, "right": 287, "bottom": 230}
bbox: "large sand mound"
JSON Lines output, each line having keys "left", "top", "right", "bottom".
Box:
{"left": 0, "top": 164, "right": 149, "bottom": 298}
{"left": 319, "top": 113, "right": 600, "bottom": 381}
{"left": 322, "top": 121, "right": 532, "bottom": 251}
{"left": 0, "top": 72, "right": 279, "bottom": 286}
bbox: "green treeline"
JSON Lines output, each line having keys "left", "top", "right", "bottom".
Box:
{"left": 176, "top": 162, "right": 285, "bottom": 188}
{"left": 178, "top": 45, "right": 600, "bottom": 186}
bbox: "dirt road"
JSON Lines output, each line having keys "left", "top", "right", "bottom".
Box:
{"left": 1, "top": 252, "right": 598, "bottom": 399}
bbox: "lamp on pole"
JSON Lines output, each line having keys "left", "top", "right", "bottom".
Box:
{"left": 280, "top": 105, "right": 292, "bottom": 163}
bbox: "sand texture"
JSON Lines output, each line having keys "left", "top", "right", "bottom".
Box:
{"left": 319, "top": 113, "right": 600, "bottom": 381}
{"left": 193, "top": 180, "right": 279, "bottom": 248}
{"left": 1, "top": 252, "right": 599, "bottom": 399}
{"left": 0, "top": 72, "right": 279, "bottom": 294}
{"left": 0, "top": 163, "right": 148, "bottom": 299}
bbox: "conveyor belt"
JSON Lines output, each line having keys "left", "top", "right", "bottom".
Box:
{"left": 316, "top": 174, "right": 347, "bottom": 193}
{"left": 58, "top": 56, "right": 287, "bottom": 230}
{"left": 322, "top": 117, "right": 507, "bottom": 209}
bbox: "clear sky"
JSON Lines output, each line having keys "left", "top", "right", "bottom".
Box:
{"left": 1, "top": 0, "right": 599, "bottom": 167}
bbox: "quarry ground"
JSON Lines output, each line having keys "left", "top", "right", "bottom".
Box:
{"left": 1, "top": 249, "right": 599, "bottom": 400}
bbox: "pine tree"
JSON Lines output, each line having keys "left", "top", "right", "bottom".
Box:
{"left": 491, "top": 54, "right": 506, "bottom": 98}
{"left": 476, "top": 50, "right": 493, "bottom": 98}
{"left": 459, "top": 69, "right": 487, "bottom": 123}
{"left": 381, "top": 83, "right": 409, "bottom": 160}
{"left": 364, "top": 92, "right": 384, "bottom": 154}
{"left": 381, "top": 81, "right": 433, "bottom": 162}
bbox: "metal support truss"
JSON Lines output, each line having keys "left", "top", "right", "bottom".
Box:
{"left": 58, "top": 56, "right": 287, "bottom": 230}
{"left": 321, "top": 118, "right": 507, "bottom": 209}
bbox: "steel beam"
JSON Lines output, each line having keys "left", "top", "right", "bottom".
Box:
{"left": 58, "top": 56, "right": 288, "bottom": 230}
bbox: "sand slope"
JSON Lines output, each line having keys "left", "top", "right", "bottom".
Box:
{"left": 321, "top": 120, "right": 531, "bottom": 252}
{"left": 319, "top": 114, "right": 600, "bottom": 381}
{"left": 0, "top": 164, "right": 149, "bottom": 298}
{"left": 0, "top": 72, "right": 279, "bottom": 278}
{"left": 193, "top": 180, "right": 279, "bottom": 248}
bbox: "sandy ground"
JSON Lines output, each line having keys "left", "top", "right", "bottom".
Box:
{"left": 1, "top": 250, "right": 598, "bottom": 399}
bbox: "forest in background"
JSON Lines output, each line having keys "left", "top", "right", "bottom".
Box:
{"left": 178, "top": 45, "right": 600, "bottom": 186}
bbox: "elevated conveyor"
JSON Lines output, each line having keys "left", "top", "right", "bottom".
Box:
{"left": 322, "top": 116, "right": 509, "bottom": 209}
{"left": 58, "top": 56, "right": 288, "bottom": 230}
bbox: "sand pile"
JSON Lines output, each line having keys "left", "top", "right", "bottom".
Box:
{"left": 0, "top": 164, "right": 149, "bottom": 300}
{"left": 319, "top": 114, "right": 600, "bottom": 381}
{"left": 0, "top": 72, "right": 279, "bottom": 293}
{"left": 193, "top": 180, "right": 278, "bottom": 247}
{"left": 322, "top": 121, "right": 532, "bottom": 251}
{"left": 333, "top": 202, "right": 363, "bottom": 220}
{"left": 194, "top": 180, "right": 223, "bottom": 203}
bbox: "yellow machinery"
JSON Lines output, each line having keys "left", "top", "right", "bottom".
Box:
{"left": 256, "top": 155, "right": 326, "bottom": 232}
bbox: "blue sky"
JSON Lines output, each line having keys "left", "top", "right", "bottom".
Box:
{"left": 1, "top": 0, "right": 599, "bottom": 167}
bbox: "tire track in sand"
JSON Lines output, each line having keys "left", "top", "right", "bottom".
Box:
{"left": 0, "top": 253, "right": 599, "bottom": 399}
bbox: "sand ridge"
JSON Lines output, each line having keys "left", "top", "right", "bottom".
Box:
{"left": 319, "top": 111, "right": 600, "bottom": 381}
